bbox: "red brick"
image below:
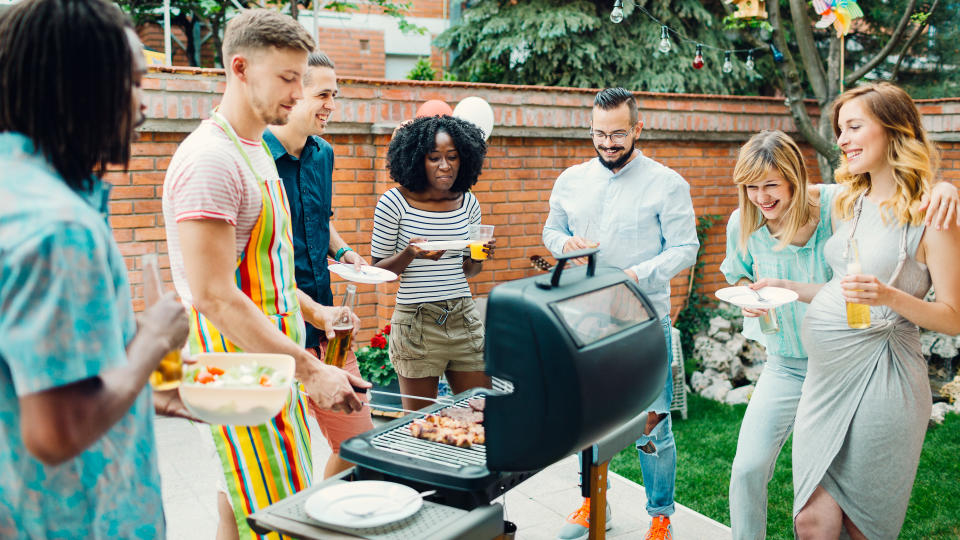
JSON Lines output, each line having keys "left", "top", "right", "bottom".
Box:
{"left": 111, "top": 214, "right": 155, "bottom": 228}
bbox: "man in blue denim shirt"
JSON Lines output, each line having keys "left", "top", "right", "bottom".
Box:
{"left": 264, "top": 51, "right": 373, "bottom": 478}
{"left": 0, "top": 2, "right": 188, "bottom": 537}
{"left": 544, "top": 88, "right": 698, "bottom": 540}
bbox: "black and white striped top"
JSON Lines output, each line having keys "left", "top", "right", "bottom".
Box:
{"left": 371, "top": 188, "right": 481, "bottom": 305}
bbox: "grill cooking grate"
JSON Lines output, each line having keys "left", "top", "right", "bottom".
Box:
{"left": 370, "top": 397, "right": 486, "bottom": 469}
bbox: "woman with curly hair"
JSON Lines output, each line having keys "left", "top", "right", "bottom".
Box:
{"left": 792, "top": 82, "right": 960, "bottom": 539}
{"left": 371, "top": 115, "right": 494, "bottom": 411}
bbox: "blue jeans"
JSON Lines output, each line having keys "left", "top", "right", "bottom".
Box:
{"left": 728, "top": 354, "right": 807, "bottom": 540}
{"left": 633, "top": 315, "right": 676, "bottom": 518}
{"left": 578, "top": 315, "right": 676, "bottom": 518}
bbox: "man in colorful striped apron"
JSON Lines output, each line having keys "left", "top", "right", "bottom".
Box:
{"left": 161, "top": 10, "right": 369, "bottom": 539}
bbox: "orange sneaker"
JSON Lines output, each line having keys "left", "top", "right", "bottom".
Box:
{"left": 556, "top": 498, "right": 613, "bottom": 540}
{"left": 644, "top": 515, "right": 673, "bottom": 540}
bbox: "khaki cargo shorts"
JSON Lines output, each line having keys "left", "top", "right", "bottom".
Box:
{"left": 388, "top": 297, "right": 485, "bottom": 379}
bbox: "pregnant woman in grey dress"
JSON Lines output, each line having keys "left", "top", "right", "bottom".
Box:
{"left": 793, "top": 83, "right": 960, "bottom": 539}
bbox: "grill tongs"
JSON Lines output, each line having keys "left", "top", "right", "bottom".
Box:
{"left": 362, "top": 390, "right": 461, "bottom": 416}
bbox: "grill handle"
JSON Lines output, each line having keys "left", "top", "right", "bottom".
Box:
{"left": 539, "top": 247, "right": 599, "bottom": 290}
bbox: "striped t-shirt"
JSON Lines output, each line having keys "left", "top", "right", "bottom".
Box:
{"left": 371, "top": 188, "right": 481, "bottom": 304}
{"left": 162, "top": 118, "right": 273, "bottom": 306}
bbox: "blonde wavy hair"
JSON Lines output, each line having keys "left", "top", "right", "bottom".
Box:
{"left": 733, "top": 130, "right": 813, "bottom": 253}
{"left": 832, "top": 82, "right": 940, "bottom": 226}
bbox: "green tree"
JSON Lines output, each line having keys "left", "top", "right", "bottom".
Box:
{"left": 439, "top": 0, "right": 957, "bottom": 182}
{"left": 435, "top": 0, "right": 770, "bottom": 94}
{"left": 725, "top": 0, "right": 952, "bottom": 181}
{"left": 407, "top": 57, "right": 438, "bottom": 81}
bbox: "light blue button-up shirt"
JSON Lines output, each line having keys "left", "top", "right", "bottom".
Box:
{"left": 720, "top": 184, "right": 839, "bottom": 358}
{"left": 0, "top": 132, "right": 163, "bottom": 539}
{"left": 543, "top": 151, "right": 699, "bottom": 319}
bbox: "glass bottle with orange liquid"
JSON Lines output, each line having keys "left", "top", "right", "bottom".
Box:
{"left": 325, "top": 284, "right": 357, "bottom": 368}
{"left": 143, "top": 253, "right": 183, "bottom": 390}
{"left": 846, "top": 238, "right": 871, "bottom": 329}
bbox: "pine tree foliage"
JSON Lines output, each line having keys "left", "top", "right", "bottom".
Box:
{"left": 435, "top": 0, "right": 769, "bottom": 94}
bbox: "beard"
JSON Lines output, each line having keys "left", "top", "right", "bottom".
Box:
{"left": 595, "top": 138, "right": 636, "bottom": 171}
{"left": 251, "top": 90, "right": 290, "bottom": 127}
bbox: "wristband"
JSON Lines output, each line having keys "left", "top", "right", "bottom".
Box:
{"left": 334, "top": 246, "right": 354, "bottom": 262}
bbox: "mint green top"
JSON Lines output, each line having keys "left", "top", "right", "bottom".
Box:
{"left": 720, "top": 184, "right": 840, "bottom": 358}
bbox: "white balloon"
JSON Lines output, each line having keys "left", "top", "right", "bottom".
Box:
{"left": 452, "top": 96, "right": 494, "bottom": 141}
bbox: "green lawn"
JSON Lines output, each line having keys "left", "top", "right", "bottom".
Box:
{"left": 610, "top": 394, "right": 960, "bottom": 539}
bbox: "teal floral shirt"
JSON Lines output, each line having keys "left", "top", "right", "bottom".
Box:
{"left": 720, "top": 184, "right": 840, "bottom": 358}
{"left": 0, "top": 133, "right": 163, "bottom": 538}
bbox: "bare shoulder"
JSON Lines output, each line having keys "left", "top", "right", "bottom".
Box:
{"left": 918, "top": 221, "right": 960, "bottom": 266}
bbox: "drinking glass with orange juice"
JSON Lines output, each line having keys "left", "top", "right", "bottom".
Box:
{"left": 469, "top": 224, "right": 495, "bottom": 260}
{"left": 143, "top": 253, "right": 184, "bottom": 390}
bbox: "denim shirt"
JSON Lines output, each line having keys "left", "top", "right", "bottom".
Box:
{"left": 264, "top": 130, "right": 334, "bottom": 347}
{"left": 543, "top": 152, "right": 699, "bottom": 319}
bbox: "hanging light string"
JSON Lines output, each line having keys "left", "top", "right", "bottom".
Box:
{"left": 631, "top": 3, "right": 766, "bottom": 55}
{"left": 610, "top": 1, "right": 781, "bottom": 70}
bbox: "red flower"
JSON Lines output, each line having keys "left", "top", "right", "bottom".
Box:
{"left": 370, "top": 334, "right": 388, "bottom": 349}
{"left": 383, "top": 324, "right": 391, "bottom": 335}
{"left": 380, "top": 365, "right": 386, "bottom": 369}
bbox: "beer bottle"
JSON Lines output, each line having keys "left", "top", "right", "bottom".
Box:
{"left": 846, "top": 239, "right": 871, "bottom": 329}
{"left": 325, "top": 284, "right": 357, "bottom": 368}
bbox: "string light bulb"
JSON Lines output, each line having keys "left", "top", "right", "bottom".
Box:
{"left": 722, "top": 51, "right": 733, "bottom": 73}
{"left": 770, "top": 42, "right": 785, "bottom": 63}
{"left": 610, "top": 0, "right": 624, "bottom": 23}
{"left": 658, "top": 26, "right": 671, "bottom": 54}
{"left": 692, "top": 44, "right": 704, "bottom": 69}
{"left": 745, "top": 51, "right": 755, "bottom": 71}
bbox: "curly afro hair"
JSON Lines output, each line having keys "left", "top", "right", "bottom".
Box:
{"left": 387, "top": 115, "right": 487, "bottom": 193}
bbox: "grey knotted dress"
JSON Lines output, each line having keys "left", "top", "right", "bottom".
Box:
{"left": 795, "top": 197, "right": 932, "bottom": 539}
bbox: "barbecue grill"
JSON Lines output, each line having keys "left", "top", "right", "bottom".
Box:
{"left": 250, "top": 248, "right": 669, "bottom": 539}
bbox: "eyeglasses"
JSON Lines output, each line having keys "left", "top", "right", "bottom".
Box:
{"left": 589, "top": 130, "right": 630, "bottom": 144}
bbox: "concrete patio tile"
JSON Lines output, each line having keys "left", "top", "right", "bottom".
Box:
{"left": 157, "top": 417, "right": 730, "bottom": 539}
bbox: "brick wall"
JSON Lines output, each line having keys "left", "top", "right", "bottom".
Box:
{"left": 129, "top": 69, "right": 960, "bottom": 342}
{"left": 315, "top": 27, "right": 387, "bottom": 79}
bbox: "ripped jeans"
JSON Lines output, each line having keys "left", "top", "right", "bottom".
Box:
{"left": 579, "top": 315, "right": 676, "bottom": 518}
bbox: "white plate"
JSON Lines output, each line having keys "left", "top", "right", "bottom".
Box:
{"left": 715, "top": 286, "right": 799, "bottom": 310}
{"left": 303, "top": 481, "right": 422, "bottom": 528}
{"left": 411, "top": 239, "right": 472, "bottom": 251}
{"left": 327, "top": 264, "right": 398, "bottom": 284}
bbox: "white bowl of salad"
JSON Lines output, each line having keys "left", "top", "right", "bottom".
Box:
{"left": 178, "top": 353, "right": 295, "bottom": 426}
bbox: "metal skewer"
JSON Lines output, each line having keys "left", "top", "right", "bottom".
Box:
{"left": 362, "top": 402, "right": 430, "bottom": 416}
{"left": 367, "top": 389, "right": 456, "bottom": 406}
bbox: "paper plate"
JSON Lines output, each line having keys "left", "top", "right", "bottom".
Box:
{"left": 715, "top": 286, "right": 799, "bottom": 310}
{"left": 411, "top": 239, "right": 472, "bottom": 251}
{"left": 327, "top": 264, "right": 397, "bottom": 284}
{"left": 303, "top": 481, "right": 422, "bottom": 528}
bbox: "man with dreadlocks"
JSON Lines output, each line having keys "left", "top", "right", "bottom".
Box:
{"left": 0, "top": 0, "right": 189, "bottom": 537}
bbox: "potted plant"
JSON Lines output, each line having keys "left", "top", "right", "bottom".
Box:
{"left": 356, "top": 324, "right": 401, "bottom": 411}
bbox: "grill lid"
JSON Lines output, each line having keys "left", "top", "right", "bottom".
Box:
{"left": 483, "top": 249, "right": 668, "bottom": 471}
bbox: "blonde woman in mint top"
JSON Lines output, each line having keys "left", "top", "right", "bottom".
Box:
{"left": 721, "top": 131, "right": 840, "bottom": 540}
{"left": 372, "top": 116, "right": 494, "bottom": 411}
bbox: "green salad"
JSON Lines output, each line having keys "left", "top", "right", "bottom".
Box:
{"left": 184, "top": 364, "right": 288, "bottom": 388}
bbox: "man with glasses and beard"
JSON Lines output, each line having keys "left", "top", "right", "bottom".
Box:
{"left": 0, "top": 0, "right": 189, "bottom": 537}
{"left": 543, "top": 87, "right": 698, "bottom": 540}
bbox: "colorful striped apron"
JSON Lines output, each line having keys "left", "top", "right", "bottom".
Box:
{"left": 189, "top": 112, "right": 312, "bottom": 540}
